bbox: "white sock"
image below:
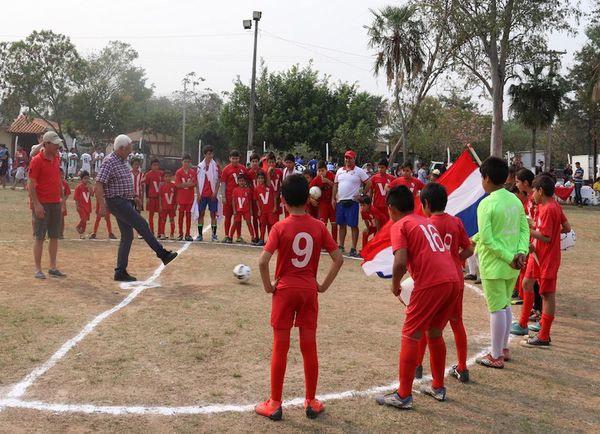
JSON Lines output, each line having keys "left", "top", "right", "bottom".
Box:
{"left": 503, "top": 306, "right": 512, "bottom": 349}
{"left": 490, "top": 309, "right": 506, "bottom": 359}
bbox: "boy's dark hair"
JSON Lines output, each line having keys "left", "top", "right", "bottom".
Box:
{"left": 237, "top": 173, "right": 247, "bottom": 181}
{"left": 358, "top": 194, "right": 372, "bottom": 205}
{"left": 203, "top": 145, "right": 214, "bottom": 155}
{"left": 284, "top": 153, "right": 295, "bottom": 163}
{"left": 256, "top": 170, "right": 266, "bottom": 178}
{"left": 302, "top": 169, "right": 313, "bottom": 177}
{"left": 282, "top": 174, "right": 309, "bottom": 206}
{"left": 420, "top": 182, "right": 448, "bottom": 213}
{"left": 80, "top": 170, "right": 90, "bottom": 179}
{"left": 267, "top": 151, "right": 276, "bottom": 161}
{"left": 150, "top": 158, "right": 159, "bottom": 165}
{"left": 250, "top": 153, "right": 260, "bottom": 161}
{"left": 317, "top": 160, "right": 327, "bottom": 169}
{"left": 378, "top": 159, "right": 389, "bottom": 167}
{"left": 182, "top": 154, "right": 192, "bottom": 161}
{"left": 401, "top": 161, "right": 412, "bottom": 170}
{"left": 480, "top": 156, "right": 509, "bottom": 185}
{"left": 532, "top": 174, "right": 555, "bottom": 196}
{"left": 386, "top": 185, "right": 414, "bottom": 213}
{"left": 229, "top": 149, "right": 241, "bottom": 157}
{"left": 131, "top": 158, "right": 141, "bottom": 165}
{"left": 516, "top": 168, "right": 534, "bottom": 185}
{"left": 164, "top": 170, "right": 173, "bottom": 176}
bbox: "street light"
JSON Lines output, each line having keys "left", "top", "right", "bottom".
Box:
{"left": 243, "top": 10, "right": 262, "bottom": 163}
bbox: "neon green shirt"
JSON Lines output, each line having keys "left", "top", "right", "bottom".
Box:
{"left": 475, "top": 188, "right": 529, "bottom": 280}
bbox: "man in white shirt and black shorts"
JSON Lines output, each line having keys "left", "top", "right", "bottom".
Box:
{"left": 332, "top": 150, "right": 371, "bottom": 257}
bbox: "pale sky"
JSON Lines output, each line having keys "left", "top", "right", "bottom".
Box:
{"left": 0, "top": 0, "right": 593, "bottom": 111}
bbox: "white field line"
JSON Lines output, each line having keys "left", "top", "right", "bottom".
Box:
{"left": 0, "top": 345, "right": 491, "bottom": 416}
{"left": 0, "top": 241, "right": 192, "bottom": 405}
{"left": 0, "top": 280, "right": 493, "bottom": 416}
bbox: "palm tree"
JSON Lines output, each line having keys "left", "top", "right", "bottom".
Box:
{"left": 508, "top": 65, "right": 564, "bottom": 169}
{"left": 366, "top": 5, "right": 424, "bottom": 163}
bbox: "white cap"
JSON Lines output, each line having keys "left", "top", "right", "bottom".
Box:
{"left": 43, "top": 131, "right": 63, "bottom": 144}
{"left": 113, "top": 134, "right": 132, "bottom": 151}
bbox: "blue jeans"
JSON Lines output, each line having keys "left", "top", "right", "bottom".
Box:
{"left": 574, "top": 183, "right": 583, "bottom": 205}
{"left": 106, "top": 197, "right": 167, "bottom": 272}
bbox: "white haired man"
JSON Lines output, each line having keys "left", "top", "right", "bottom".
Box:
{"left": 95, "top": 135, "right": 177, "bottom": 281}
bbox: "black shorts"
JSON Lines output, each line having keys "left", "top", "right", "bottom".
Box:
{"left": 33, "top": 203, "right": 62, "bottom": 240}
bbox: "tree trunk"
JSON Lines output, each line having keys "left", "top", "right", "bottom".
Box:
{"left": 490, "top": 70, "right": 504, "bottom": 158}
{"left": 545, "top": 127, "right": 552, "bottom": 170}
{"left": 389, "top": 89, "right": 409, "bottom": 164}
{"left": 531, "top": 127, "right": 537, "bottom": 172}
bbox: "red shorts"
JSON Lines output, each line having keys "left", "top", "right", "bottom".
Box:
{"left": 252, "top": 201, "right": 259, "bottom": 219}
{"left": 538, "top": 278, "right": 557, "bottom": 294}
{"left": 234, "top": 211, "right": 251, "bottom": 222}
{"left": 402, "top": 282, "right": 458, "bottom": 338}
{"left": 271, "top": 288, "right": 318, "bottom": 329}
{"left": 524, "top": 256, "right": 557, "bottom": 294}
{"left": 178, "top": 203, "right": 193, "bottom": 212}
{"left": 77, "top": 209, "right": 91, "bottom": 222}
{"left": 450, "top": 281, "right": 465, "bottom": 320}
{"left": 223, "top": 199, "right": 234, "bottom": 217}
{"left": 147, "top": 197, "right": 160, "bottom": 213}
{"left": 318, "top": 202, "right": 336, "bottom": 224}
{"left": 160, "top": 209, "right": 176, "bottom": 219}
{"left": 260, "top": 212, "right": 278, "bottom": 226}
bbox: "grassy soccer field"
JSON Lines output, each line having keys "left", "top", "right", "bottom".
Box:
{"left": 0, "top": 186, "right": 599, "bottom": 433}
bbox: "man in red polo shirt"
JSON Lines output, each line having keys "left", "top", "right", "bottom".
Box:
{"left": 28, "top": 131, "right": 66, "bottom": 279}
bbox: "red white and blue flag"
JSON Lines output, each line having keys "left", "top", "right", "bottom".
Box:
{"left": 361, "top": 148, "right": 485, "bottom": 278}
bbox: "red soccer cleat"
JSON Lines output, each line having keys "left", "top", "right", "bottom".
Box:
{"left": 304, "top": 398, "right": 325, "bottom": 419}
{"left": 255, "top": 399, "right": 282, "bottom": 421}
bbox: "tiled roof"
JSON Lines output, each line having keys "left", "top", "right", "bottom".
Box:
{"left": 8, "top": 115, "right": 59, "bottom": 135}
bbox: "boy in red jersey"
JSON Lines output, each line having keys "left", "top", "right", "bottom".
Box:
{"left": 369, "top": 159, "right": 394, "bottom": 221}
{"left": 131, "top": 158, "right": 145, "bottom": 212}
{"left": 415, "top": 183, "right": 474, "bottom": 383}
{"left": 303, "top": 170, "right": 319, "bottom": 218}
{"left": 376, "top": 185, "right": 459, "bottom": 409}
{"left": 247, "top": 154, "right": 262, "bottom": 243}
{"left": 74, "top": 171, "right": 93, "bottom": 238}
{"left": 144, "top": 158, "right": 164, "bottom": 235}
{"left": 228, "top": 174, "right": 255, "bottom": 243}
{"left": 520, "top": 175, "right": 570, "bottom": 348}
{"left": 266, "top": 152, "right": 283, "bottom": 216}
{"left": 90, "top": 194, "right": 116, "bottom": 239}
{"left": 358, "top": 194, "right": 387, "bottom": 250}
{"left": 309, "top": 161, "right": 337, "bottom": 242}
{"left": 256, "top": 174, "right": 344, "bottom": 421}
{"left": 175, "top": 154, "right": 197, "bottom": 241}
{"left": 196, "top": 145, "right": 220, "bottom": 242}
{"left": 388, "top": 161, "right": 425, "bottom": 198}
{"left": 60, "top": 169, "right": 71, "bottom": 239}
{"left": 158, "top": 171, "right": 177, "bottom": 240}
{"left": 220, "top": 150, "right": 248, "bottom": 243}
{"left": 254, "top": 170, "right": 278, "bottom": 246}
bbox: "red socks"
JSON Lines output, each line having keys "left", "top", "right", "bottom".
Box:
{"left": 519, "top": 291, "right": 535, "bottom": 329}
{"left": 450, "top": 319, "right": 468, "bottom": 372}
{"left": 299, "top": 328, "right": 318, "bottom": 400}
{"left": 245, "top": 219, "right": 256, "bottom": 240}
{"left": 538, "top": 313, "right": 555, "bottom": 341}
{"left": 416, "top": 335, "right": 427, "bottom": 366}
{"left": 398, "top": 336, "right": 419, "bottom": 398}
{"left": 270, "top": 328, "right": 291, "bottom": 402}
{"left": 427, "top": 335, "right": 447, "bottom": 390}
{"left": 149, "top": 211, "right": 156, "bottom": 234}
{"left": 224, "top": 214, "right": 232, "bottom": 238}
{"left": 185, "top": 211, "right": 191, "bottom": 236}
{"left": 158, "top": 215, "right": 166, "bottom": 236}
{"left": 331, "top": 225, "right": 338, "bottom": 244}
{"left": 270, "top": 328, "right": 319, "bottom": 402}
{"left": 178, "top": 211, "right": 184, "bottom": 236}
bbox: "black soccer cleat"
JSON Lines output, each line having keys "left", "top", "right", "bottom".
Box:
{"left": 160, "top": 251, "right": 178, "bottom": 266}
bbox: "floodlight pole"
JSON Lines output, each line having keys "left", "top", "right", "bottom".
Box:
{"left": 246, "top": 11, "right": 262, "bottom": 163}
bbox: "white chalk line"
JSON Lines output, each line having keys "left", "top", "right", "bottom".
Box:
{"left": 0, "top": 241, "right": 192, "bottom": 407}
{"left": 0, "top": 278, "right": 494, "bottom": 416}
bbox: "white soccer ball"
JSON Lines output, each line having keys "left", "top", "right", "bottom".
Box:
{"left": 560, "top": 229, "right": 576, "bottom": 251}
{"left": 309, "top": 186, "right": 322, "bottom": 200}
{"left": 399, "top": 277, "right": 414, "bottom": 306}
{"left": 233, "top": 264, "right": 251, "bottom": 283}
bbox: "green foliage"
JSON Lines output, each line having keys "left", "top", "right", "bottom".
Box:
{"left": 0, "top": 30, "right": 84, "bottom": 137}
{"left": 220, "top": 64, "right": 385, "bottom": 160}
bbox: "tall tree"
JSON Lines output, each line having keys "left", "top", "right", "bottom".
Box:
{"left": 0, "top": 30, "right": 83, "bottom": 138}
{"left": 508, "top": 65, "right": 564, "bottom": 168}
{"left": 450, "top": 0, "right": 578, "bottom": 157}
{"left": 365, "top": 1, "right": 462, "bottom": 163}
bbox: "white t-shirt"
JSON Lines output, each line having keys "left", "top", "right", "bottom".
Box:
{"left": 94, "top": 152, "right": 105, "bottom": 170}
{"left": 68, "top": 152, "right": 78, "bottom": 173}
{"left": 334, "top": 166, "right": 369, "bottom": 201}
{"left": 81, "top": 153, "right": 92, "bottom": 171}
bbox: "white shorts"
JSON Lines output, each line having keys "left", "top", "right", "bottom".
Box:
{"left": 15, "top": 166, "right": 26, "bottom": 180}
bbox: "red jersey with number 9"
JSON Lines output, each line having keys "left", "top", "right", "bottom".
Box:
{"left": 264, "top": 214, "right": 338, "bottom": 291}
{"left": 390, "top": 213, "right": 459, "bottom": 291}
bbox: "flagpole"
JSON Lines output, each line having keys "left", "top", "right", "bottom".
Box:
{"left": 466, "top": 144, "right": 482, "bottom": 166}
{"left": 198, "top": 139, "right": 202, "bottom": 166}
{"left": 326, "top": 142, "right": 329, "bottom": 162}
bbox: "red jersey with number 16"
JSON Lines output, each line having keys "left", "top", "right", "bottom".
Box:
{"left": 264, "top": 214, "right": 338, "bottom": 291}
{"left": 429, "top": 213, "right": 472, "bottom": 279}
{"left": 390, "top": 213, "right": 459, "bottom": 291}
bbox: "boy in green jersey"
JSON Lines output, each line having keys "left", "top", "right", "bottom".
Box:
{"left": 474, "top": 157, "right": 529, "bottom": 369}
